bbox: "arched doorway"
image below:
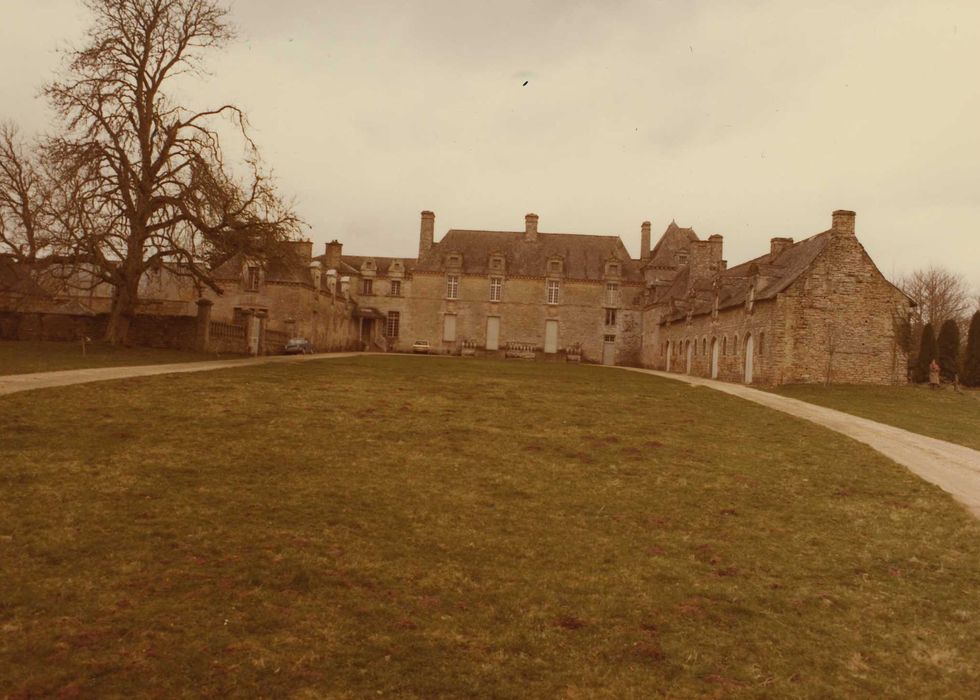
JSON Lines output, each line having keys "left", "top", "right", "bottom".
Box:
{"left": 665, "top": 341, "right": 672, "bottom": 371}
{"left": 685, "top": 340, "right": 692, "bottom": 374}
{"left": 744, "top": 334, "right": 754, "bottom": 384}
{"left": 710, "top": 338, "right": 719, "bottom": 379}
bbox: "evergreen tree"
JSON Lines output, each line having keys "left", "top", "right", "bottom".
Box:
{"left": 914, "top": 323, "right": 937, "bottom": 383}
{"left": 936, "top": 319, "right": 961, "bottom": 382}
{"left": 963, "top": 311, "right": 980, "bottom": 387}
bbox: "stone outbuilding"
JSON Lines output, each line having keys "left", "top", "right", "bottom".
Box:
{"left": 642, "top": 210, "right": 913, "bottom": 384}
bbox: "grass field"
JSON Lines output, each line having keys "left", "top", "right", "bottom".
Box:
{"left": 0, "top": 340, "right": 233, "bottom": 376}
{"left": 2, "top": 357, "right": 979, "bottom": 698}
{"left": 772, "top": 383, "right": 980, "bottom": 452}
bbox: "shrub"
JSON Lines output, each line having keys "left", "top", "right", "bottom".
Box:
{"left": 936, "top": 319, "right": 961, "bottom": 382}
{"left": 913, "top": 323, "right": 936, "bottom": 383}
{"left": 963, "top": 311, "right": 980, "bottom": 387}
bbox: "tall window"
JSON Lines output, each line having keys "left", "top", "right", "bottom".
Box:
{"left": 390, "top": 279, "right": 401, "bottom": 296}
{"left": 605, "top": 282, "right": 619, "bottom": 306}
{"left": 385, "top": 311, "right": 400, "bottom": 338}
{"left": 489, "top": 276, "right": 502, "bottom": 302}
{"left": 447, "top": 275, "right": 459, "bottom": 299}
{"left": 245, "top": 266, "right": 260, "bottom": 291}
{"left": 547, "top": 279, "right": 560, "bottom": 305}
{"left": 361, "top": 278, "right": 373, "bottom": 295}
{"left": 605, "top": 308, "right": 617, "bottom": 326}
{"left": 722, "top": 336, "right": 728, "bottom": 355}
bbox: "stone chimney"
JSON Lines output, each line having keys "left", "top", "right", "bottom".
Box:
{"left": 688, "top": 240, "right": 715, "bottom": 284}
{"left": 324, "top": 240, "right": 343, "bottom": 271}
{"left": 525, "top": 213, "right": 539, "bottom": 242}
{"left": 325, "top": 268, "right": 338, "bottom": 295}
{"left": 290, "top": 239, "right": 313, "bottom": 262}
{"left": 832, "top": 209, "right": 856, "bottom": 235}
{"left": 640, "top": 221, "right": 651, "bottom": 261}
{"left": 770, "top": 237, "right": 793, "bottom": 258}
{"left": 419, "top": 210, "right": 435, "bottom": 256}
{"left": 707, "top": 234, "right": 724, "bottom": 267}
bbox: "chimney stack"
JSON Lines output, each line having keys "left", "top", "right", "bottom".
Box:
{"left": 525, "top": 213, "right": 539, "bottom": 242}
{"left": 419, "top": 210, "right": 435, "bottom": 256}
{"left": 770, "top": 237, "right": 793, "bottom": 258}
{"left": 832, "top": 209, "right": 856, "bottom": 235}
{"left": 640, "top": 221, "right": 651, "bottom": 261}
{"left": 324, "top": 240, "right": 342, "bottom": 271}
{"left": 707, "top": 234, "right": 724, "bottom": 268}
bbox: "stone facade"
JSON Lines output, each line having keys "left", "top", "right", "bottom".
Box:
{"left": 3, "top": 207, "right": 911, "bottom": 384}
{"left": 643, "top": 210, "right": 912, "bottom": 385}
{"left": 330, "top": 212, "right": 645, "bottom": 365}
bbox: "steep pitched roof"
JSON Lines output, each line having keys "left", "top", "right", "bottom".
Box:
{"left": 416, "top": 229, "right": 642, "bottom": 282}
{"left": 211, "top": 251, "right": 313, "bottom": 285}
{"left": 336, "top": 255, "right": 417, "bottom": 275}
{"left": 661, "top": 230, "right": 833, "bottom": 322}
{"left": 646, "top": 221, "right": 699, "bottom": 269}
{"left": 0, "top": 256, "right": 51, "bottom": 298}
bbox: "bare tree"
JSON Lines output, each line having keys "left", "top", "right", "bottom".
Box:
{"left": 898, "top": 266, "right": 972, "bottom": 329}
{"left": 40, "top": 0, "right": 299, "bottom": 343}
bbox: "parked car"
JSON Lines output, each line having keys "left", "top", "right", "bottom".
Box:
{"left": 411, "top": 340, "right": 431, "bottom": 354}
{"left": 283, "top": 338, "right": 315, "bottom": 355}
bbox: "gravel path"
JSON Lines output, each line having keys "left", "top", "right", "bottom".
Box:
{"left": 0, "top": 352, "right": 362, "bottom": 396}
{"left": 619, "top": 367, "right": 980, "bottom": 517}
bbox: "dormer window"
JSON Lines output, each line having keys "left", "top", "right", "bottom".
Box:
{"left": 447, "top": 254, "right": 462, "bottom": 268}
{"left": 605, "top": 261, "right": 621, "bottom": 277}
{"left": 549, "top": 261, "right": 561, "bottom": 274}
{"left": 489, "top": 254, "right": 505, "bottom": 272}
{"left": 245, "top": 266, "right": 260, "bottom": 291}
{"left": 677, "top": 253, "right": 688, "bottom": 266}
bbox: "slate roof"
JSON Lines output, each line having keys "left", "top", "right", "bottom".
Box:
{"left": 335, "top": 255, "right": 417, "bottom": 276}
{"left": 646, "top": 221, "right": 699, "bottom": 269}
{"left": 416, "top": 229, "right": 642, "bottom": 282}
{"left": 0, "top": 256, "right": 51, "bottom": 298}
{"left": 661, "top": 230, "right": 834, "bottom": 322}
{"left": 212, "top": 251, "right": 311, "bottom": 285}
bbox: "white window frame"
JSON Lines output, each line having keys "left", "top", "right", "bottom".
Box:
{"left": 446, "top": 274, "right": 459, "bottom": 300}
{"left": 389, "top": 279, "right": 401, "bottom": 297}
{"left": 489, "top": 276, "right": 502, "bottom": 302}
{"left": 385, "top": 311, "right": 400, "bottom": 338}
{"left": 605, "top": 308, "right": 617, "bottom": 326}
{"left": 605, "top": 281, "right": 619, "bottom": 306}
{"left": 361, "top": 278, "right": 373, "bottom": 295}
{"left": 547, "top": 279, "right": 560, "bottom": 305}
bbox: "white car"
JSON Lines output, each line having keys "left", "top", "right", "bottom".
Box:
{"left": 411, "top": 340, "right": 430, "bottom": 354}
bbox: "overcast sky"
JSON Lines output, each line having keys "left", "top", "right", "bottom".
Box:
{"left": 2, "top": 0, "right": 978, "bottom": 285}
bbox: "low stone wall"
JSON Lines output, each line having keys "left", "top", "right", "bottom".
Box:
{"left": 0, "top": 311, "right": 199, "bottom": 352}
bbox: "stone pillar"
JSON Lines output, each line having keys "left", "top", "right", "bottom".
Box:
{"left": 255, "top": 309, "right": 268, "bottom": 355}
{"left": 242, "top": 309, "right": 256, "bottom": 355}
{"left": 195, "top": 298, "right": 213, "bottom": 352}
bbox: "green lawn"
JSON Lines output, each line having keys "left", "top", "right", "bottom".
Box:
{"left": 2, "top": 357, "right": 979, "bottom": 698}
{"left": 772, "top": 383, "right": 980, "bottom": 452}
{"left": 0, "top": 340, "right": 233, "bottom": 376}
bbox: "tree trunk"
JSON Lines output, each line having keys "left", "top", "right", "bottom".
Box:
{"left": 104, "top": 276, "right": 139, "bottom": 345}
